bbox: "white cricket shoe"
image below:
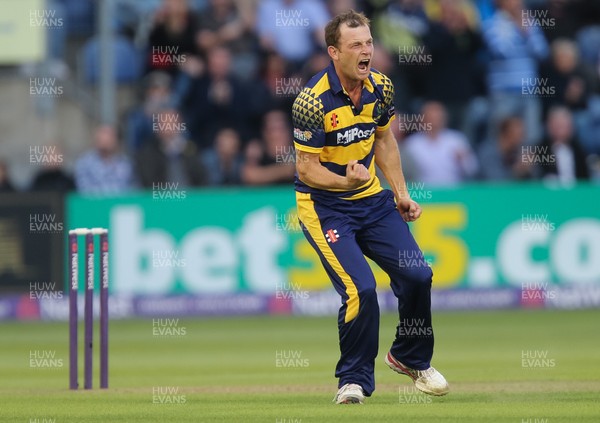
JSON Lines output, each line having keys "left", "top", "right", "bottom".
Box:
{"left": 385, "top": 351, "right": 449, "bottom": 396}
{"left": 333, "top": 383, "right": 365, "bottom": 404}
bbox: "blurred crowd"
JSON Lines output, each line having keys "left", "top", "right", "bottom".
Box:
{"left": 2, "top": 0, "right": 600, "bottom": 195}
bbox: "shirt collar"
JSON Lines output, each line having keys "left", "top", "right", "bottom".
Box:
{"left": 326, "top": 61, "right": 376, "bottom": 95}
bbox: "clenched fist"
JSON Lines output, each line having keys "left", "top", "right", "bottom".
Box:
{"left": 346, "top": 160, "right": 370, "bottom": 189}
{"left": 397, "top": 197, "right": 422, "bottom": 222}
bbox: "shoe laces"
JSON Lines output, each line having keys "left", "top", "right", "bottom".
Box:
{"left": 416, "top": 367, "right": 436, "bottom": 379}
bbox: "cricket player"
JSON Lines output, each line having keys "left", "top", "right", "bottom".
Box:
{"left": 292, "top": 10, "right": 449, "bottom": 404}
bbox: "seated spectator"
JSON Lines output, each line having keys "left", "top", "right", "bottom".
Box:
{"left": 423, "top": 0, "right": 485, "bottom": 133}
{"left": 201, "top": 128, "right": 243, "bottom": 186}
{"left": 183, "top": 46, "right": 248, "bottom": 148}
{"left": 404, "top": 102, "right": 478, "bottom": 186}
{"left": 126, "top": 71, "right": 173, "bottom": 152}
{"left": 541, "top": 38, "right": 596, "bottom": 115}
{"left": 30, "top": 146, "right": 76, "bottom": 192}
{"left": 374, "top": 0, "right": 431, "bottom": 104}
{"left": 256, "top": 0, "right": 329, "bottom": 68}
{"left": 242, "top": 110, "right": 295, "bottom": 185}
{"left": 75, "top": 125, "right": 136, "bottom": 194}
{"left": 0, "top": 160, "right": 15, "bottom": 192}
{"left": 136, "top": 108, "right": 206, "bottom": 187}
{"left": 147, "top": 0, "right": 201, "bottom": 76}
{"left": 252, "top": 51, "right": 303, "bottom": 128}
{"left": 196, "top": 0, "right": 258, "bottom": 78}
{"left": 478, "top": 116, "right": 534, "bottom": 181}
{"left": 483, "top": 0, "right": 549, "bottom": 145}
{"left": 539, "top": 106, "right": 590, "bottom": 183}
{"left": 374, "top": 0, "right": 430, "bottom": 54}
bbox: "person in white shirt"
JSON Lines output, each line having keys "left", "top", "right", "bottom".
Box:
{"left": 539, "top": 106, "right": 590, "bottom": 184}
{"left": 404, "top": 101, "right": 478, "bottom": 186}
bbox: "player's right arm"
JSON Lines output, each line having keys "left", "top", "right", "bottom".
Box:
{"left": 292, "top": 88, "right": 369, "bottom": 190}
{"left": 296, "top": 152, "right": 370, "bottom": 190}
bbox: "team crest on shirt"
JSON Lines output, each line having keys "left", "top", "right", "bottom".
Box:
{"left": 373, "top": 100, "right": 383, "bottom": 122}
{"left": 294, "top": 127, "right": 312, "bottom": 142}
{"left": 325, "top": 229, "right": 339, "bottom": 243}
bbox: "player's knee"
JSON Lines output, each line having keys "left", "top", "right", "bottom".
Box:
{"left": 358, "top": 286, "right": 377, "bottom": 300}
{"left": 404, "top": 266, "right": 433, "bottom": 286}
{"left": 356, "top": 286, "right": 378, "bottom": 312}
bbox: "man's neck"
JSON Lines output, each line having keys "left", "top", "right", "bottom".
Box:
{"left": 337, "top": 73, "right": 363, "bottom": 110}
{"left": 339, "top": 76, "right": 362, "bottom": 96}
{"left": 334, "top": 63, "right": 363, "bottom": 95}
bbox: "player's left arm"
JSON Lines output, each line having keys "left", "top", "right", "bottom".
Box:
{"left": 374, "top": 127, "right": 421, "bottom": 222}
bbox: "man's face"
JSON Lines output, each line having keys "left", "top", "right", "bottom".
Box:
{"left": 548, "top": 111, "right": 573, "bottom": 142}
{"left": 330, "top": 24, "right": 374, "bottom": 82}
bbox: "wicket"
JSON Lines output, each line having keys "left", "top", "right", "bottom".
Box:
{"left": 68, "top": 227, "right": 109, "bottom": 390}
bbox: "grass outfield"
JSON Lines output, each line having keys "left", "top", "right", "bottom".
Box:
{"left": 2, "top": 310, "right": 599, "bottom": 422}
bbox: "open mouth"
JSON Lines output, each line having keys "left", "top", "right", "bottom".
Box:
{"left": 358, "top": 58, "right": 370, "bottom": 72}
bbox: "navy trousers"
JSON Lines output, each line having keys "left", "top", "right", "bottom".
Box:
{"left": 297, "top": 189, "right": 434, "bottom": 396}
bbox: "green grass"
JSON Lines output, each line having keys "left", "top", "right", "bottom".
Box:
{"left": 2, "top": 310, "right": 600, "bottom": 422}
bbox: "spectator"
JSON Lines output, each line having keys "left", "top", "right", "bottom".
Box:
{"left": 478, "top": 116, "right": 534, "bottom": 181}
{"left": 196, "top": 0, "right": 258, "bottom": 78}
{"left": 542, "top": 38, "right": 600, "bottom": 154}
{"left": 241, "top": 110, "right": 295, "bottom": 185}
{"left": 374, "top": 0, "right": 430, "bottom": 54}
{"left": 530, "top": 0, "right": 600, "bottom": 43}
{"left": 197, "top": 0, "right": 244, "bottom": 52}
{"left": 404, "top": 102, "right": 478, "bottom": 186}
{"left": 147, "top": 0, "right": 201, "bottom": 76}
{"left": 183, "top": 46, "right": 248, "bottom": 148}
{"left": 483, "top": 0, "right": 549, "bottom": 145}
{"left": 256, "top": 0, "right": 330, "bottom": 68}
{"left": 126, "top": 71, "right": 173, "bottom": 152}
{"left": 201, "top": 127, "right": 244, "bottom": 186}
{"left": 539, "top": 106, "right": 590, "bottom": 183}
{"left": 30, "top": 146, "right": 76, "bottom": 193}
{"left": 423, "top": 0, "right": 486, "bottom": 134}
{"left": 253, "top": 52, "right": 302, "bottom": 124}
{"left": 136, "top": 108, "right": 206, "bottom": 187}
{"left": 541, "top": 38, "right": 596, "bottom": 114}
{"left": 74, "top": 125, "right": 136, "bottom": 194}
{"left": 373, "top": 0, "right": 431, "bottom": 107}
{"left": 0, "top": 160, "right": 15, "bottom": 192}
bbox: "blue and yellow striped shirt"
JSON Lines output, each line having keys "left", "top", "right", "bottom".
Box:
{"left": 292, "top": 62, "right": 395, "bottom": 200}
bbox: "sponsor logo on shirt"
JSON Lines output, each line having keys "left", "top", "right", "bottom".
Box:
{"left": 294, "top": 128, "right": 313, "bottom": 142}
{"left": 336, "top": 127, "right": 376, "bottom": 145}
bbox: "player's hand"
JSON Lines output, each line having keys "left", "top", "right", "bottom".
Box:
{"left": 397, "top": 197, "right": 422, "bottom": 222}
{"left": 346, "top": 160, "right": 370, "bottom": 189}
